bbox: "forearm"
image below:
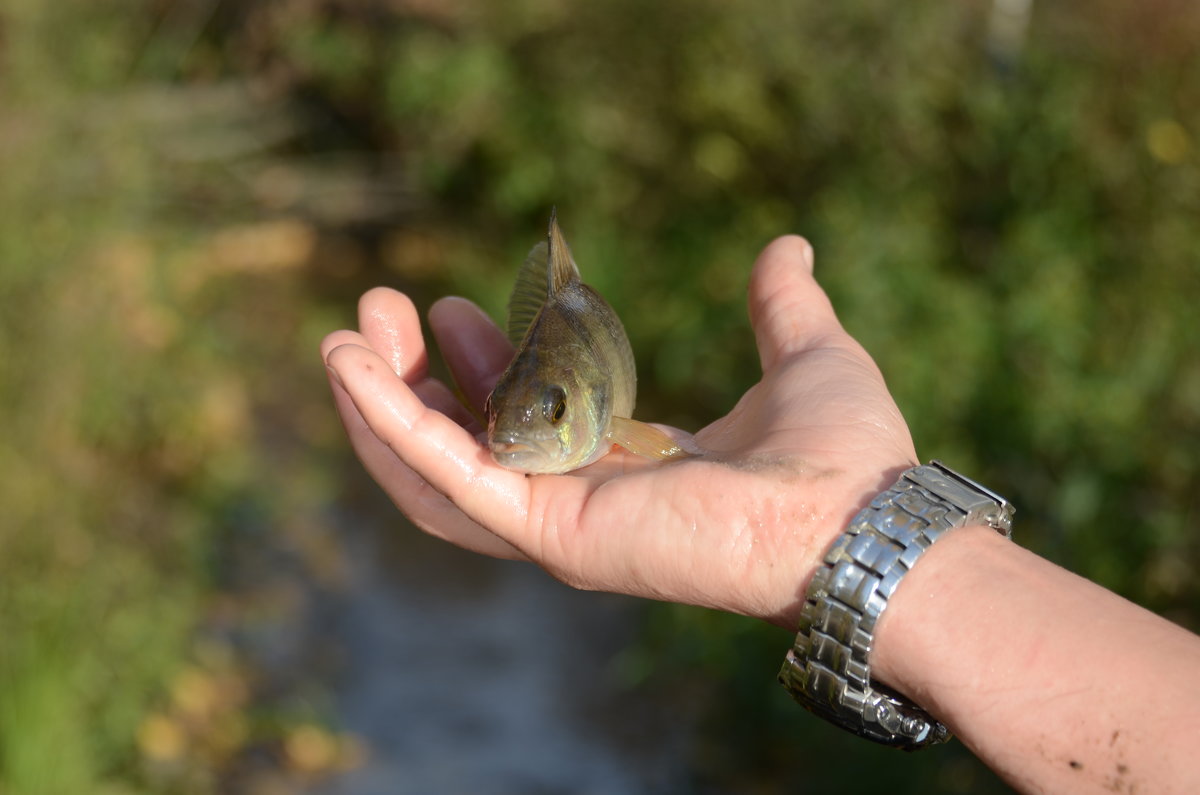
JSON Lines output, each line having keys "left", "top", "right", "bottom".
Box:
{"left": 871, "top": 525, "right": 1200, "bottom": 794}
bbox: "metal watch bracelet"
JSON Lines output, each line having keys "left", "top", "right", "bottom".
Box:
{"left": 778, "top": 461, "right": 1014, "bottom": 750}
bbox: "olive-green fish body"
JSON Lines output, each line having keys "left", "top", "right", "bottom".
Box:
{"left": 486, "top": 213, "right": 685, "bottom": 474}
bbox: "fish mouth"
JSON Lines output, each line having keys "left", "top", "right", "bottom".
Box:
{"left": 489, "top": 439, "right": 536, "bottom": 456}
{"left": 488, "top": 432, "right": 559, "bottom": 473}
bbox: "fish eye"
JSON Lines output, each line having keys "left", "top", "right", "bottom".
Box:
{"left": 542, "top": 386, "right": 567, "bottom": 424}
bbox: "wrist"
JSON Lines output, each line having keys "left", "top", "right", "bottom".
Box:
{"left": 771, "top": 457, "right": 917, "bottom": 630}
{"left": 868, "top": 523, "right": 1006, "bottom": 701}
{"left": 776, "top": 461, "right": 1014, "bottom": 748}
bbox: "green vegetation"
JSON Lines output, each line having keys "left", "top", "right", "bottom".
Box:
{"left": 1, "top": 0, "right": 1196, "bottom": 792}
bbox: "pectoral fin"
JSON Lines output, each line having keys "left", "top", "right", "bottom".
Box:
{"left": 607, "top": 416, "right": 691, "bottom": 461}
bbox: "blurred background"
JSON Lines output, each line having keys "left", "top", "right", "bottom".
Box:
{"left": 2, "top": 0, "right": 1197, "bottom": 792}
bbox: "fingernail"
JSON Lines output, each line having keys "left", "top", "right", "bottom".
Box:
{"left": 799, "top": 239, "right": 815, "bottom": 272}
{"left": 326, "top": 364, "right": 345, "bottom": 390}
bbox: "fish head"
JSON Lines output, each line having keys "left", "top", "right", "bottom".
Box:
{"left": 485, "top": 358, "right": 610, "bottom": 474}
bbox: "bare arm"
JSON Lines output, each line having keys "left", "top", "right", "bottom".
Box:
{"left": 874, "top": 525, "right": 1200, "bottom": 794}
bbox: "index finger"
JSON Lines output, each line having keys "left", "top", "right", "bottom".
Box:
{"left": 325, "top": 342, "right": 535, "bottom": 543}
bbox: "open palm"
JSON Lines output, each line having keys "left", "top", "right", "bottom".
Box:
{"left": 322, "top": 236, "right": 918, "bottom": 628}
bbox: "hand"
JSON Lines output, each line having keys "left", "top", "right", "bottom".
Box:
{"left": 321, "top": 236, "right": 918, "bottom": 628}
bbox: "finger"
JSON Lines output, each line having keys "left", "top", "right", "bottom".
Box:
{"left": 321, "top": 328, "right": 368, "bottom": 360}
{"left": 429, "top": 296, "right": 514, "bottom": 414}
{"left": 748, "top": 236, "right": 846, "bottom": 372}
{"left": 357, "top": 287, "right": 428, "bottom": 380}
{"left": 327, "top": 367, "right": 526, "bottom": 560}
{"left": 325, "top": 342, "right": 536, "bottom": 547}
{"left": 322, "top": 329, "right": 476, "bottom": 429}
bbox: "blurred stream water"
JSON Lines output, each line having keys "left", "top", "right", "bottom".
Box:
{"left": 265, "top": 493, "right": 700, "bottom": 795}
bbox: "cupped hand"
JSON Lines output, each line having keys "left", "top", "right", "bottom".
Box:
{"left": 321, "top": 236, "right": 917, "bottom": 628}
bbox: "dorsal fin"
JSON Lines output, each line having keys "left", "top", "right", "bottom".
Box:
{"left": 506, "top": 240, "right": 549, "bottom": 345}
{"left": 504, "top": 209, "right": 581, "bottom": 346}
{"left": 547, "top": 208, "right": 581, "bottom": 294}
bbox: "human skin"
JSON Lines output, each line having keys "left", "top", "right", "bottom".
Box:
{"left": 322, "top": 236, "right": 1200, "bottom": 794}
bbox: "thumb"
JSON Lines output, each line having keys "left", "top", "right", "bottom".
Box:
{"left": 748, "top": 236, "right": 845, "bottom": 372}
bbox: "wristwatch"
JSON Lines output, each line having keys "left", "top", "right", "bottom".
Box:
{"left": 778, "top": 461, "right": 1014, "bottom": 750}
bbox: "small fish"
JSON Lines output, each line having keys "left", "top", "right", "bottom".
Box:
{"left": 485, "top": 211, "right": 688, "bottom": 474}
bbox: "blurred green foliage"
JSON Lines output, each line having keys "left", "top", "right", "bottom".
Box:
{"left": 1, "top": 0, "right": 1197, "bottom": 792}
